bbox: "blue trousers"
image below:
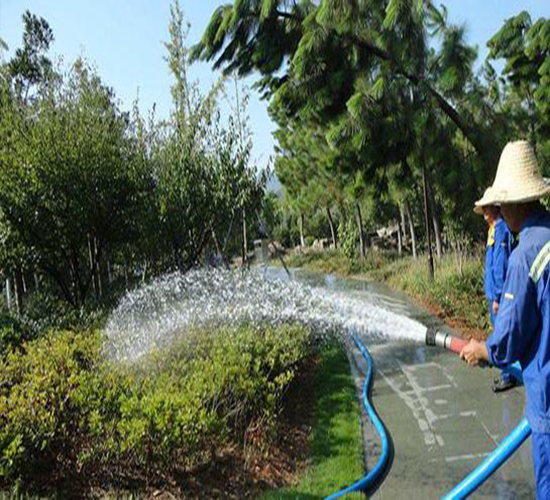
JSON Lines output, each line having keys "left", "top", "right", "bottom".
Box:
{"left": 532, "top": 432, "right": 550, "bottom": 499}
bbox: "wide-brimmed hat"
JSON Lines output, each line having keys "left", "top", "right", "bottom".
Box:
{"left": 473, "top": 187, "right": 498, "bottom": 214}
{"left": 489, "top": 140, "right": 550, "bottom": 204}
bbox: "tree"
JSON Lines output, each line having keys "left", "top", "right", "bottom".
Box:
{"left": 488, "top": 12, "right": 550, "bottom": 166}
{"left": 0, "top": 59, "right": 139, "bottom": 306}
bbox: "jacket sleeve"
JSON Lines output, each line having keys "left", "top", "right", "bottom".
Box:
{"left": 485, "top": 259, "right": 538, "bottom": 368}
{"left": 492, "top": 224, "right": 511, "bottom": 302}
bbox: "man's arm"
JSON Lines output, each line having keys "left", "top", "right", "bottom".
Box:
{"left": 486, "top": 260, "right": 538, "bottom": 367}
{"left": 492, "top": 224, "right": 511, "bottom": 304}
{"left": 461, "top": 259, "right": 537, "bottom": 368}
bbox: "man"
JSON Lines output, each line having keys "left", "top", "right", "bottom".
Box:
{"left": 461, "top": 140, "right": 550, "bottom": 498}
{"left": 473, "top": 189, "right": 515, "bottom": 392}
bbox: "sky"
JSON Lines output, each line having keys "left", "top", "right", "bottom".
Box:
{"left": 0, "top": 1, "right": 548, "bottom": 171}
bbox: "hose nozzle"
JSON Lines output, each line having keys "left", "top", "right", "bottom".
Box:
{"left": 425, "top": 327, "right": 469, "bottom": 354}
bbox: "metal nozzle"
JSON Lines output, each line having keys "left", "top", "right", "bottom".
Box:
{"left": 426, "top": 327, "right": 469, "bottom": 354}
{"left": 426, "top": 327, "right": 437, "bottom": 347}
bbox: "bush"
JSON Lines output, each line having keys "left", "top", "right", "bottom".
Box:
{"left": 0, "top": 330, "right": 101, "bottom": 480}
{"left": 0, "top": 309, "right": 32, "bottom": 353}
{"left": 338, "top": 219, "right": 358, "bottom": 260}
{"left": 0, "top": 323, "right": 311, "bottom": 489}
{"left": 22, "top": 289, "right": 107, "bottom": 334}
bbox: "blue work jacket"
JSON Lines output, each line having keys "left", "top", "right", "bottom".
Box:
{"left": 486, "top": 209, "right": 550, "bottom": 433}
{"left": 484, "top": 217, "right": 513, "bottom": 304}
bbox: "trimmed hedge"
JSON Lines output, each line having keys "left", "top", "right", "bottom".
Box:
{"left": 0, "top": 323, "right": 311, "bottom": 488}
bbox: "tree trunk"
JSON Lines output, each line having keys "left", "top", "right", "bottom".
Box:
{"left": 5, "top": 278, "right": 12, "bottom": 310}
{"left": 211, "top": 224, "right": 230, "bottom": 269}
{"left": 88, "top": 235, "right": 100, "bottom": 300}
{"left": 422, "top": 165, "right": 435, "bottom": 280}
{"left": 326, "top": 206, "right": 337, "bottom": 249}
{"left": 355, "top": 203, "right": 366, "bottom": 259}
{"left": 14, "top": 268, "right": 24, "bottom": 315}
{"left": 242, "top": 208, "right": 248, "bottom": 267}
{"left": 107, "top": 261, "right": 112, "bottom": 284}
{"left": 397, "top": 220, "right": 403, "bottom": 256}
{"left": 427, "top": 180, "right": 443, "bottom": 259}
{"left": 95, "top": 237, "right": 103, "bottom": 298}
{"left": 404, "top": 201, "right": 417, "bottom": 259}
{"left": 34, "top": 272, "right": 40, "bottom": 290}
{"left": 69, "top": 252, "right": 83, "bottom": 307}
{"left": 124, "top": 256, "right": 130, "bottom": 290}
{"left": 400, "top": 205, "right": 408, "bottom": 247}
{"left": 299, "top": 213, "right": 306, "bottom": 247}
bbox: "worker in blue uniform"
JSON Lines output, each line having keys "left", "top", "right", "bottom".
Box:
{"left": 473, "top": 188, "right": 515, "bottom": 392}
{"left": 461, "top": 140, "right": 550, "bottom": 499}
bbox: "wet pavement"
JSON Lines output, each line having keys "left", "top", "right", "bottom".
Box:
{"left": 267, "top": 268, "right": 536, "bottom": 499}
{"left": 344, "top": 283, "right": 535, "bottom": 499}
{"left": 350, "top": 341, "right": 533, "bottom": 499}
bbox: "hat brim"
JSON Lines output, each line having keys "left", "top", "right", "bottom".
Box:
{"left": 491, "top": 185, "right": 550, "bottom": 205}
{"left": 473, "top": 195, "right": 499, "bottom": 214}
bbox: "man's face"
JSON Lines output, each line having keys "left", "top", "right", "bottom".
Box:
{"left": 501, "top": 204, "right": 521, "bottom": 233}
{"left": 482, "top": 206, "right": 499, "bottom": 225}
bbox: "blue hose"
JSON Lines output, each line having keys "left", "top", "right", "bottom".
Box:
{"left": 325, "top": 334, "right": 390, "bottom": 499}
{"left": 443, "top": 417, "right": 531, "bottom": 499}
{"left": 443, "top": 360, "right": 528, "bottom": 498}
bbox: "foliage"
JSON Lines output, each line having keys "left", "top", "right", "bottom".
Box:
{"left": 194, "top": 0, "right": 550, "bottom": 276}
{"left": 0, "top": 4, "right": 269, "bottom": 311}
{"left": 0, "top": 323, "right": 311, "bottom": 489}
{"left": 0, "top": 309, "right": 30, "bottom": 353}
{"left": 338, "top": 218, "right": 358, "bottom": 260}
{"left": 387, "top": 253, "right": 490, "bottom": 331}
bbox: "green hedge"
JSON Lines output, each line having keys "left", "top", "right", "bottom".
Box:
{"left": 0, "top": 323, "right": 311, "bottom": 488}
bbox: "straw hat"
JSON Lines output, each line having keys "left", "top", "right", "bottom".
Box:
{"left": 489, "top": 140, "right": 550, "bottom": 204}
{"left": 473, "top": 187, "right": 498, "bottom": 214}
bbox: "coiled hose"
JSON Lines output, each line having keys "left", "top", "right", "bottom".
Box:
{"left": 326, "top": 334, "right": 391, "bottom": 499}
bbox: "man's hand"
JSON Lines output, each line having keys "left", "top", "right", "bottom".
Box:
{"left": 460, "top": 340, "right": 489, "bottom": 367}
{"left": 493, "top": 301, "right": 499, "bottom": 316}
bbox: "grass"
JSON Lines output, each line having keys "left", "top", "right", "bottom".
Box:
{"left": 281, "top": 248, "right": 398, "bottom": 277}
{"left": 383, "top": 253, "right": 490, "bottom": 333}
{"left": 262, "top": 345, "right": 364, "bottom": 499}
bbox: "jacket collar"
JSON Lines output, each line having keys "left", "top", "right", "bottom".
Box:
{"left": 520, "top": 208, "right": 548, "bottom": 234}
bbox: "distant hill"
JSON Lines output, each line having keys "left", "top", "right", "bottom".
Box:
{"left": 266, "top": 173, "right": 282, "bottom": 196}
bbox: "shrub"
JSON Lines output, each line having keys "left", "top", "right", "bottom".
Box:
{"left": 386, "top": 253, "right": 490, "bottom": 331}
{"left": 0, "top": 323, "right": 311, "bottom": 489}
{"left": 0, "top": 330, "right": 101, "bottom": 480}
{"left": 0, "top": 310, "right": 31, "bottom": 353}
{"left": 338, "top": 219, "right": 358, "bottom": 260}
